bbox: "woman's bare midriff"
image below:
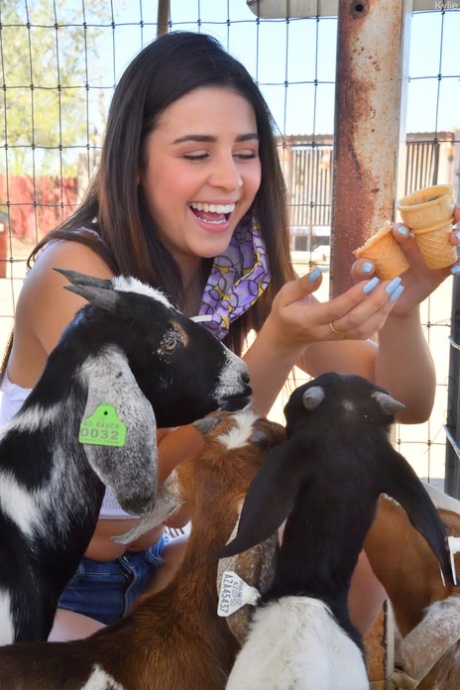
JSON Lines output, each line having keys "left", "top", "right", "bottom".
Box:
{"left": 84, "top": 519, "right": 165, "bottom": 561}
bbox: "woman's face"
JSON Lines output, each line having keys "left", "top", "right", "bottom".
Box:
{"left": 140, "top": 87, "right": 261, "bottom": 284}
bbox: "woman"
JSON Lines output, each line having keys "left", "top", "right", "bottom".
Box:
{"left": 1, "top": 31, "right": 458, "bottom": 641}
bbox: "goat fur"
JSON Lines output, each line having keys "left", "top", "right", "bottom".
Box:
{"left": 218, "top": 372, "right": 453, "bottom": 690}
{"left": 0, "top": 409, "right": 285, "bottom": 690}
{"left": 0, "top": 269, "right": 251, "bottom": 645}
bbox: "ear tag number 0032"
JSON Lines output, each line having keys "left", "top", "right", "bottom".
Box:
{"left": 79, "top": 404, "right": 126, "bottom": 447}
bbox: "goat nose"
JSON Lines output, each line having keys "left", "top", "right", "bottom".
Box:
{"left": 241, "top": 371, "right": 250, "bottom": 385}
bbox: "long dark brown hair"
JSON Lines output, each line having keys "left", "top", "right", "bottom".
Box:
{"left": 24, "top": 31, "right": 294, "bottom": 356}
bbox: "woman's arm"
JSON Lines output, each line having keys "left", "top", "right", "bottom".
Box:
{"left": 245, "top": 217, "right": 460, "bottom": 422}
{"left": 353, "top": 217, "right": 460, "bottom": 422}
{"left": 9, "top": 240, "right": 113, "bottom": 387}
{"left": 244, "top": 269, "right": 400, "bottom": 416}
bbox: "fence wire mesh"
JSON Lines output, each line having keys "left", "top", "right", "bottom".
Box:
{"left": 0, "top": 0, "right": 459, "bottom": 489}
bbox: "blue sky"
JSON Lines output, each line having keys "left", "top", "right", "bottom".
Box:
{"left": 93, "top": 1, "right": 460, "bottom": 136}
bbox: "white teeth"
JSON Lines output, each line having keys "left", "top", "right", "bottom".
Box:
{"left": 190, "top": 202, "right": 236, "bottom": 214}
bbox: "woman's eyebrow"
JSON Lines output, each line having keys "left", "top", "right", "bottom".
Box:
{"left": 172, "top": 133, "right": 259, "bottom": 144}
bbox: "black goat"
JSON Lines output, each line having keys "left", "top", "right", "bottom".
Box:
{"left": 218, "top": 372, "right": 453, "bottom": 690}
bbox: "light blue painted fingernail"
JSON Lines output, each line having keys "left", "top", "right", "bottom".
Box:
{"left": 455, "top": 231, "right": 460, "bottom": 241}
{"left": 451, "top": 264, "right": 460, "bottom": 275}
{"left": 385, "top": 276, "right": 402, "bottom": 294}
{"left": 361, "top": 261, "right": 373, "bottom": 273}
{"left": 309, "top": 267, "right": 321, "bottom": 282}
{"left": 398, "top": 226, "right": 409, "bottom": 235}
{"left": 389, "top": 285, "right": 405, "bottom": 303}
{"left": 363, "top": 276, "right": 380, "bottom": 294}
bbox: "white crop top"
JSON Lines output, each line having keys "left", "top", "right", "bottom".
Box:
{"left": 0, "top": 371, "right": 135, "bottom": 520}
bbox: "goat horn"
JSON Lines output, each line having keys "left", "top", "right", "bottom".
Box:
{"left": 372, "top": 391, "right": 406, "bottom": 416}
{"left": 302, "top": 386, "right": 325, "bottom": 410}
{"left": 53, "top": 268, "right": 112, "bottom": 290}
{"left": 248, "top": 429, "right": 271, "bottom": 451}
{"left": 54, "top": 268, "right": 120, "bottom": 311}
{"left": 193, "top": 416, "right": 221, "bottom": 435}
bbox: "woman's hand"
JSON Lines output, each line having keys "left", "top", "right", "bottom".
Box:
{"left": 351, "top": 207, "right": 460, "bottom": 316}
{"left": 266, "top": 266, "right": 405, "bottom": 347}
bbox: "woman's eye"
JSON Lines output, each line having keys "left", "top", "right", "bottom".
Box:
{"left": 183, "top": 153, "right": 209, "bottom": 161}
{"left": 234, "top": 151, "right": 258, "bottom": 161}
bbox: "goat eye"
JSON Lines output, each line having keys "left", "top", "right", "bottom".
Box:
{"left": 158, "top": 331, "right": 181, "bottom": 355}
{"left": 163, "top": 340, "right": 177, "bottom": 353}
{"left": 157, "top": 323, "right": 187, "bottom": 356}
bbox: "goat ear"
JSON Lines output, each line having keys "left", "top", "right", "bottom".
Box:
{"left": 114, "top": 470, "right": 183, "bottom": 545}
{"left": 372, "top": 391, "right": 406, "bottom": 416}
{"left": 379, "top": 445, "right": 453, "bottom": 583}
{"left": 81, "top": 348, "right": 158, "bottom": 517}
{"left": 216, "top": 437, "right": 310, "bottom": 559}
{"left": 217, "top": 507, "right": 278, "bottom": 643}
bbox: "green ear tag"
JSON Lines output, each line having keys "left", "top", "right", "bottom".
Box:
{"left": 79, "top": 404, "right": 126, "bottom": 447}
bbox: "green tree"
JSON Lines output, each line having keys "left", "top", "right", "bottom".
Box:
{"left": 0, "top": 0, "right": 115, "bottom": 175}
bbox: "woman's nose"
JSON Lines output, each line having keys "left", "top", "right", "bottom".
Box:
{"left": 209, "top": 155, "right": 243, "bottom": 190}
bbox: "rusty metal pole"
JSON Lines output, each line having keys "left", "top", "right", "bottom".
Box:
{"left": 331, "top": 6, "right": 414, "bottom": 680}
{"left": 330, "top": 0, "right": 413, "bottom": 297}
{"left": 157, "top": 0, "right": 170, "bottom": 37}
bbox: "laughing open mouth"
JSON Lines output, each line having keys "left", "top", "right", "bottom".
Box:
{"left": 190, "top": 202, "right": 235, "bottom": 224}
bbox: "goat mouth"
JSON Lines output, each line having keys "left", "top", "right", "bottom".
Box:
{"left": 221, "top": 391, "right": 253, "bottom": 411}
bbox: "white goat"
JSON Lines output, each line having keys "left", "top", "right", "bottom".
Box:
{"left": 0, "top": 269, "right": 251, "bottom": 645}
{"left": 0, "top": 409, "right": 285, "bottom": 689}
{"left": 218, "top": 372, "right": 453, "bottom": 690}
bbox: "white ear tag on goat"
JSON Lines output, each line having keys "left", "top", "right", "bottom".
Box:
{"left": 217, "top": 571, "right": 260, "bottom": 617}
{"left": 79, "top": 404, "right": 126, "bottom": 447}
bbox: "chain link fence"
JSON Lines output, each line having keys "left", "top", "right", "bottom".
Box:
{"left": 1, "top": 0, "right": 459, "bottom": 490}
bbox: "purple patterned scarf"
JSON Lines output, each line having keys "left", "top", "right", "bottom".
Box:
{"left": 197, "top": 220, "right": 271, "bottom": 340}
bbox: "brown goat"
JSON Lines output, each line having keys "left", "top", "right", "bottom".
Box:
{"left": 0, "top": 409, "right": 285, "bottom": 690}
{"left": 365, "top": 493, "right": 460, "bottom": 689}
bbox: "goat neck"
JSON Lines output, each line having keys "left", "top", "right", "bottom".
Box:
{"left": 366, "top": 497, "right": 460, "bottom": 689}
{"left": 365, "top": 498, "right": 460, "bottom": 636}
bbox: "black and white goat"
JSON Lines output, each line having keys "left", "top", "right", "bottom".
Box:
{"left": 0, "top": 410, "right": 285, "bottom": 690}
{"left": 218, "top": 372, "right": 453, "bottom": 690}
{"left": 0, "top": 269, "right": 251, "bottom": 645}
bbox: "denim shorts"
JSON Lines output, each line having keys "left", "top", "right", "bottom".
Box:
{"left": 58, "top": 534, "right": 169, "bottom": 625}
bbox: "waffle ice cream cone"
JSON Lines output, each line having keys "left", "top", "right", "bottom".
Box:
{"left": 396, "top": 184, "right": 457, "bottom": 269}
{"left": 354, "top": 222, "right": 410, "bottom": 280}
